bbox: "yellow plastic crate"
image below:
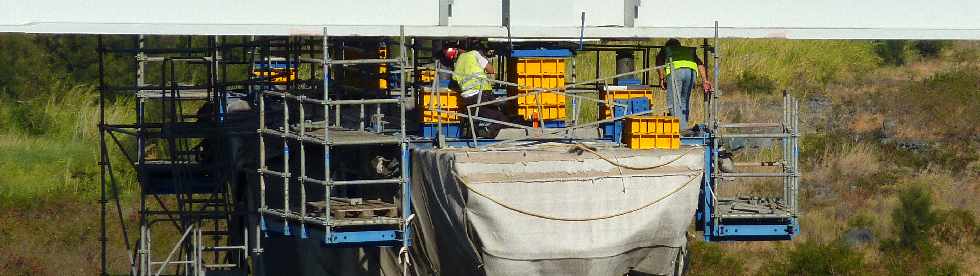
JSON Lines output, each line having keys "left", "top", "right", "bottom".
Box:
{"left": 514, "top": 75, "right": 566, "bottom": 89}
{"left": 624, "top": 116, "right": 680, "bottom": 149}
{"left": 515, "top": 90, "right": 567, "bottom": 106}
{"left": 509, "top": 58, "right": 567, "bottom": 93}
{"left": 600, "top": 86, "right": 656, "bottom": 118}
{"left": 252, "top": 69, "right": 297, "bottom": 84}
{"left": 626, "top": 116, "right": 680, "bottom": 135}
{"left": 420, "top": 68, "right": 436, "bottom": 83}
{"left": 625, "top": 134, "right": 681, "bottom": 149}
{"left": 378, "top": 47, "right": 389, "bottom": 89}
{"left": 512, "top": 58, "right": 566, "bottom": 76}
{"left": 421, "top": 89, "right": 460, "bottom": 123}
{"left": 508, "top": 57, "right": 569, "bottom": 121}
{"left": 516, "top": 104, "right": 567, "bottom": 121}
{"left": 513, "top": 89, "right": 567, "bottom": 121}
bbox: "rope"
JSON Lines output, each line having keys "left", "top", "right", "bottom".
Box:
{"left": 570, "top": 143, "right": 700, "bottom": 171}
{"left": 458, "top": 170, "right": 703, "bottom": 222}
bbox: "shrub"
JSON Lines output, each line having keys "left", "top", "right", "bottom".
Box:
{"left": 723, "top": 40, "right": 880, "bottom": 88}
{"left": 934, "top": 208, "right": 978, "bottom": 247}
{"left": 687, "top": 239, "right": 744, "bottom": 276}
{"left": 6, "top": 102, "right": 53, "bottom": 136}
{"left": 926, "top": 261, "right": 962, "bottom": 276}
{"left": 874, "top": 40, "right": 909, "bottom": 66}
{"left": 847, "top": 213, "right": 875, "bottom": 229}
{"left": 734, "top": 71, "right": 777, "bottom": 94}
{"left": 912, "top": 41, "right": 949, "bottom": 58}
{"left": 882, "top": 182, "right": 939, "bottom": 256}
{"left": 765, "top": 240, "right": 865, "bottom": 276}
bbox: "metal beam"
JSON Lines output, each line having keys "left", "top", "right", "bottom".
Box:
{"left": 1, "top": 0, "right": 978, "bottom": 39}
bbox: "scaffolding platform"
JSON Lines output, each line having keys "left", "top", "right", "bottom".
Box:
{"left": 139, "top": 160, "right": 221, "bottom": 195}
{"left": 716, "top": 197, "right": 792, "bottom": 219}
{"left": 308, "top": 199, "right": 399, "bottom": 221}
{"left": 306, "top": 128, "right": 403, "bottom": 145}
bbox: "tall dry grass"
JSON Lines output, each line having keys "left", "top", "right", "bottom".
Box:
{"left": 0, "top": 82, "right": 135, "bottom": 205}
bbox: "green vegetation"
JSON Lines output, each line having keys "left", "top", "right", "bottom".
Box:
{"left": 687, "top": 239, "right": 744, "bottom": 276}
{"left": 691, "top": 40, "right": 979, "bottom": 275}
{"left": 765, "top": 240, "right": 865, "bottom": 276}
{"left": 0, "top": 34, "right": 137, "bottom": 206}
{"left": 886, "top": 182, "right": 940, "bottom": 254}
{"left": 1, "top": 34, "right": 978, "bottom": 275}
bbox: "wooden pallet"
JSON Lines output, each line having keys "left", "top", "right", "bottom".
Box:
{"left": 307, "top": 198, "right": 397, "bottom": 219}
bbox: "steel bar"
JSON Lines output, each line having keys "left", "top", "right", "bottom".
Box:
{"left": 718, "top": 172, "right": 798, "bottom": 177}
{"left": 282, "top": 70, "right": 291, "bottom": 235}
{"left": 321, "top": 27, "right": 333, "bottom": 241}
{"left": 719, "top": 133, "right": 794, "bottom": 138}
{"left": 97, "top": 35, "right": 109, "bottom": 276}
{"left": 719, "top": 123, "right": 781, "bottom": 128}
{"left": 325, "top": 58, "right": 400, "bottom": 65}
{"left": 733, "top": 162, "right": 784, "bottom": 167}
{"left": 399, "top": 26, "right": 412, "bottom": 262}
{"left": 301, "top": 177, "right": 402, "bottom": 186}
{"left": 153, "top": 225, "right": 194, "bottom": 276}
{"left": 298, "top": 89, "right": 308, "bottom": 238}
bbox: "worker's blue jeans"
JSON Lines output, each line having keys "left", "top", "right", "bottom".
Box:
{"left": 665, "top": 68, "right": 695, "bottom": 130}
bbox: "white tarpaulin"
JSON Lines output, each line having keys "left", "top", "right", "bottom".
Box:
{"left": 409, "top": 143, "right": 705, "bottom": 276}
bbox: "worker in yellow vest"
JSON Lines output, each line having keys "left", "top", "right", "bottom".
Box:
{"left": 656, "top": 38, "right": 712, "bottom": 132}
{"left": 446, "top": 42, "right": 508, "bottom": 138}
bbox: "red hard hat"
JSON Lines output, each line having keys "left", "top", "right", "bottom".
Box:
{"left": 443, "top": 47, "right": 460, "bottom": 61}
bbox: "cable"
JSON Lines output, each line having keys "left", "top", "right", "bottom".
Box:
{"left": 457, "top": 170, "right": 703, "bottom": 222}
{"left": 570, "top": 143, "right": 700, "bottom": 171}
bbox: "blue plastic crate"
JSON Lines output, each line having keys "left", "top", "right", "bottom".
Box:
{"left": 600, "top": 122, "right": 618, "bottom": 140}
{"left": 511, "top": 49, "right": 573, "bottom": 58}
{"left": 614, "top": 97, "right": 651, "bottom": 115}
{"left": 602, "top": 97, "right": 651, "bottom": 142}
{"left": 616, "top": 78, "right": 642, "bottom": 85}
{"left": 543, "top": 120, "right": 566, "bottom": 128}
{"left": 421, "top": 123, "right": 461, "bottom": 138}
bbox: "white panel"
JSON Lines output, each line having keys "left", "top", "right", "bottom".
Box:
{"left": 1, "top": 0, "right": 440, "bottom": 27}
{"left": 636, "top": 0, "right": 980, "bottom": 31}
{"left": 510, "top": 0, "right": 625, "bottom": 27}
{"left": 573, "top": 0, "right": 626, "bottom": 27}
{"left": 449, "top": 0, "right": 502, "bottom": 26}
{"left": 1, "top": 0, "right": 979, "bottom": 39}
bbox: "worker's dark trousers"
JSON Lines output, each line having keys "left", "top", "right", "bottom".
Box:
{"left": 461, "top": 90, "right": 508, "bottom": 138}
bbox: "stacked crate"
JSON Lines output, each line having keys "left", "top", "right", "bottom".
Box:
{"left": 341, "top": 42, "right": 390, "bottom": 91}
{"left": 252, "top": 59, "right": 297, "bottom": 84}
{"left": 624, "top": 116, "right": 681, "bottom": 149}
{"left": 508, "top": 49, "right": 571, "bottom": 126}
{"left": 420, "top": 85, "right": 462, "bottom": 138}
{"left": 600, "top": 85, "right": 659, "bottom": 119}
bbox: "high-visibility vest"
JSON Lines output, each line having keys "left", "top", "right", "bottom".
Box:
{"left": 664, "top": 46, "right": 699, "bottom": 77}
{"left": 453, "top": 50, "right": 491, "bottom": 97}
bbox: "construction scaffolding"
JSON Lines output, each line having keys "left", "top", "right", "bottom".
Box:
{"left": 96, "top": 23, "right": 801, "bottom": 275}
{"left": 254, "top": 28, "right": 412, "bottom": 247}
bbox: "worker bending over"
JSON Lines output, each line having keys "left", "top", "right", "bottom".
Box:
{"left": 656, "top": 38, "right": 712, "bottom": 132}
{"left": 446, "top": 42, "right": 509, "bottom": 138}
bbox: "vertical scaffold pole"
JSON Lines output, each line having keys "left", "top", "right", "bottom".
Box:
{"left": 97, "top": 34, "right": 109, "bottom": 276}
{"left": 135, "top": 34, "right": 149, "bottom": 276}
{"left": 782, "top": 90, "right": 790, "bottom": 218}
{"left": 399, "top": 25, "right": 412, "bottom": 276}
{"left": 322, "top": 27, "right": 333, "bottom": 243}
{"left": 282, "top": 53, "right": 291, "bottom": 236}
{"left": 256, "top": 36, "right": 268, "bottom": 246}
{"left": 708, "top": 21, "right": 722, "bottom": 239}
{"left": 297, "top": 38, "right": 309, "bottom": 239}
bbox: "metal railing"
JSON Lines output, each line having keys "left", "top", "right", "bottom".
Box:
{"left": 255, "top": 27, "right": 410, "bottom": 249}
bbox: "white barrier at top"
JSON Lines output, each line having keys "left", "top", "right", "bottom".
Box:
{"left": 1, "top": 0, "right": 978, "bottom": 39}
